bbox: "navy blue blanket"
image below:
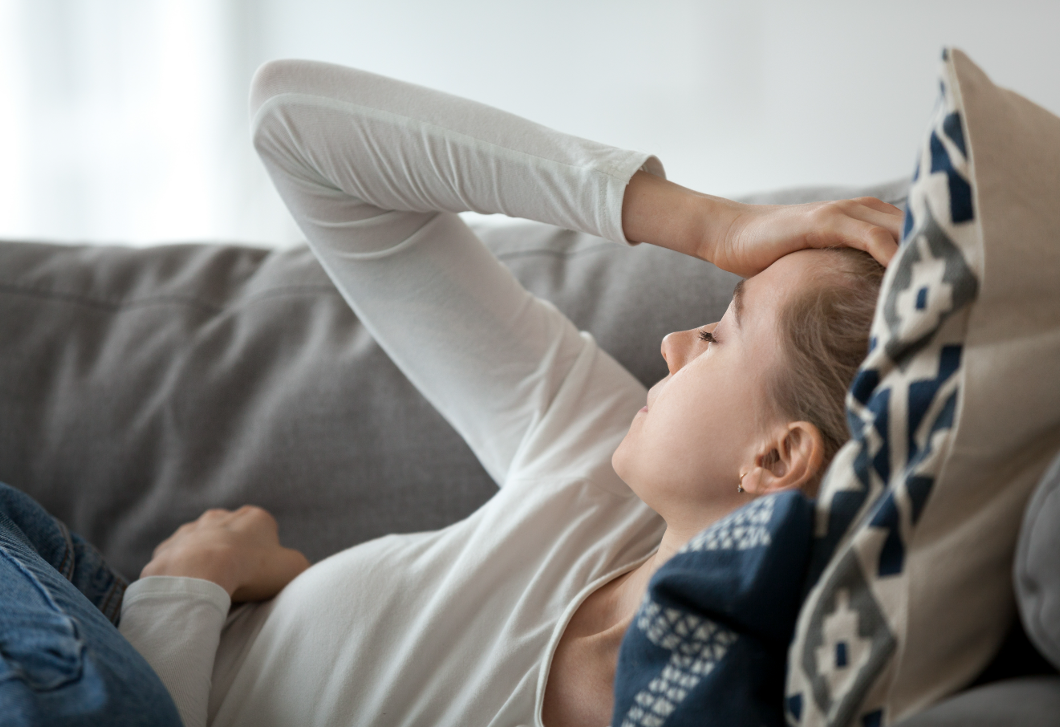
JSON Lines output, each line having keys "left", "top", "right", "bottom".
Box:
{"left": 612, "top": 491, "right": 814, "bottom": 727}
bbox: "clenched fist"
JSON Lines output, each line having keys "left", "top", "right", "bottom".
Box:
{"left": 141, "top": 505, "right": 311, "bottom": 603}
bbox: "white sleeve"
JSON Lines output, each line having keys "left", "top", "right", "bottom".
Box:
{"left": 118, "top": 576, "right": 231, "bottom": 727}
{"left": 250, "top": 59, "right": 663, "bottom": 485}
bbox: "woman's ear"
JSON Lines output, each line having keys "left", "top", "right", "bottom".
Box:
{"left": 740, "top": 422, "right": 824, "bottom": 496}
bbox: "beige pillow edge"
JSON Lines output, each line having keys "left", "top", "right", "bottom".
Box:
{"left": 888, "top": 48, "right": 1060, "bottom": 719}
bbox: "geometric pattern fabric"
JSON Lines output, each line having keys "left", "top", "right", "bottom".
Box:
{"left": 617, "top": 601, "right": 737, "bottom": 727}
{"left": 613, "top": 490, "right": 815, "bottom": 727}
{"left": 787, "top": 46, "right": 1060, "bottom": 725}
{"left": 684, "top": 495, "right": 774, "bottom": 553}
{"left": 786, "top": 47, "right": 980, "bottom": 726}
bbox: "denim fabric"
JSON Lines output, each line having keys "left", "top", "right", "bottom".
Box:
{"left": 0, "top": 482, "right": 181, "bottom": 727}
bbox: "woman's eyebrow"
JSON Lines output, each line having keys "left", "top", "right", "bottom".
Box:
{"left": 732, "top": 280, "right": 745, "bottom": 328}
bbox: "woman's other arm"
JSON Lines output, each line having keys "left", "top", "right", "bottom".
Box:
{"left": 118, "top": 507, "right": 309, "bottom": 727}
{"left": 620, "top": 170, "right": 903, "bottom": 276}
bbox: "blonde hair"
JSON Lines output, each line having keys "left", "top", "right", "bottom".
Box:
{"left": 770, "top": 248, "right": 885, "bottom": 493}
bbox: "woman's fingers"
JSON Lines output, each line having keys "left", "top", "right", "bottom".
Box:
{"left": 233, "top": 546, "right": 311, "bottom": 602}
{"left": 143, "top": 504, "right": 292, "bottom": 598}
{"left": 183, "top": 506, "right": 279, "bottom": 535}
{"left": 811, "top": 199, "right": 902, "bottom": 242}
{"left": 720, "top": 197, "right": 904, "bottom": 276}
{"left": 798, "top": 199, "right": 901, "bottom": 268}
{"left": 232, "top": 505, "right": 279, "bottom": 529}
{"left": 851, "top": 195, "right": 903, "bottom": 216}
{"left": 818, "top": 213, "right": 900, "bottom": 267}
{"left": 230, "top": 506, "right": 282, "bottom": 548}
{"left": 842, "top": 197, "right": 904, "bottom": 242}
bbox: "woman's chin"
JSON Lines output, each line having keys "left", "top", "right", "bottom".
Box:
{"left": 611, "top": 433, "right": 635, "bottom": 481}
{"left": 611, "top": 442, "right": 651, "bottom": 506}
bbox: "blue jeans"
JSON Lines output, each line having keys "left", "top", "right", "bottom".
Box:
{"left": 0, "top": 482, "right": 181, "bottom": 727}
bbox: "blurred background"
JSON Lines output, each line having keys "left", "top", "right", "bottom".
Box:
{"left": 1, "top": 0, "right": 1057, "bottom": 247}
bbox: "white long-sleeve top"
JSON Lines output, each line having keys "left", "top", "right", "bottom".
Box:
{"left": 119, "top": 59, "right": 668, "bottom": 727}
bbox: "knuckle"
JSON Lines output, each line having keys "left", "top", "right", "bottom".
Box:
{"left": 813, "top": 201, "right": 842, "bottom": 222}
{"left": 835, "top": 199, "right": 860, "bottom": 216}
{"left": 871, "top": 226, "right": 894, "bottom": 244}
{"left": 806, "top": 206, "right": 828, "bottom": 227}
{"left": 242, "top": 505, "right": 276, "bottom": 525}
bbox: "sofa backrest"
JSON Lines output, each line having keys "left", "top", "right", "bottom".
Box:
{"left": 0, "top": 179, "right": 906, "bottom": 581}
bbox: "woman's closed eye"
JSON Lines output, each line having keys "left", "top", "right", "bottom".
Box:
{"left": 698, "top": 329, "right": 716, "bottom": 344}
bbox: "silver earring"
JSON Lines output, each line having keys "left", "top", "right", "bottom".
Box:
{"left": 737, "top": 473, "right": 746, "bottom": 494}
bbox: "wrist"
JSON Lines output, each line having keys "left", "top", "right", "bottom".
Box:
{"left": 140, "top": 545, "right": 240, "bottom": 597}
{"left": 621, "top": 171, "right": 695, "bottom": 251}
{"left": 688, "top": 193, "right": 744, "bottom": 264}
{"left": 620, "top": 171, "right": 741, "bottom": 263}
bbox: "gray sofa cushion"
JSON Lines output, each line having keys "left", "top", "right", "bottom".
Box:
{"left": 892, "top": 677, "right": 1060, "bottom": 727}
{"left": 0, "top": 179, "right": 907, "bottom": 579}
{"left": 1016, "top": 450, "right": 1060, "bottom": 671}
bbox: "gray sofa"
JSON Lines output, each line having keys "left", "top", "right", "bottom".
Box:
{"left": 1, "top": 178, "right": 1057, "bottom": 724}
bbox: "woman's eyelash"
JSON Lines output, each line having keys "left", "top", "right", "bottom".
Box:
{"left": 698, "top": 330, "right": 716, "bottom": 344}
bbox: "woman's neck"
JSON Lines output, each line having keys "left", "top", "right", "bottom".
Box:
{"left": 543, "top": 519, "right": 731, "bottom": 727}
{"left": 611, "top": 511, "right": 733, "bottom": 627}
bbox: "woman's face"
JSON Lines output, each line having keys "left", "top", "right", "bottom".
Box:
{"left": 612, "top": 250, "right": 818, "bottom": 530}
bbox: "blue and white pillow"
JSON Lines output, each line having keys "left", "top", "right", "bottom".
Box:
{"left": 785, "top": 48, "right": 1060, "bottom": 726}
{"left": 612, "top": 491, "right": 814, "bottom": 727}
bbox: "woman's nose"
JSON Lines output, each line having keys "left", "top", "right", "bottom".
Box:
{"left": 660, "top": 328, "right": 698, "bottom": 375}
{"left": 661, "top": 323, "right": 718, "bottom": 374}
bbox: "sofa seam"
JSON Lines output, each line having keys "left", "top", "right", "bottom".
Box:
{"left": 0, "top": 280, "right": 343, "bottom": 315}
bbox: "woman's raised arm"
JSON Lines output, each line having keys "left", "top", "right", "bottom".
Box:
{"left": 250, "top": 60, "right": 652, "bottom": 485}
{"left": 250, "top": 60, "right": 664, "bottom": 246}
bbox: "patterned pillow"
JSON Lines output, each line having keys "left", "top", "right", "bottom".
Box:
{"left": 784, "top": 49, "right": 1060, "bottom": 726}
{"left": 612, "top": 491, "right": 814, "bottom": 727}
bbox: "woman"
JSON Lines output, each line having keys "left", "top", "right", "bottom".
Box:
{"left": 8, "top": 60, "right": 900, "bottom": 726}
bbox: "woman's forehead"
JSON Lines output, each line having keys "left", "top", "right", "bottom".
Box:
{"left": 741, "top": 251, "right": 818, "bottom": 322}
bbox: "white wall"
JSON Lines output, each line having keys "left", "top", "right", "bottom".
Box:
{"left": 1, "top": 0, "right": 1058, "bottom": 246}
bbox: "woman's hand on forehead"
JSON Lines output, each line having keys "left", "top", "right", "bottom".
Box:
{"left": 713, "top": 196, "right": 902, "bottom": 277}
{"left": 621, "top": 171, "right": 902, "bottom": 277}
